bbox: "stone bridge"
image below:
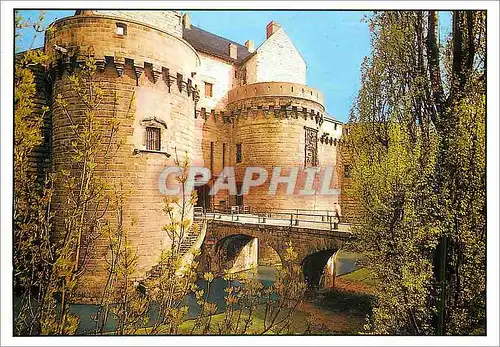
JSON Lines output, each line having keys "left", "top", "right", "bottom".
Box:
{"left": 197, "top": 211, "right": 352, "bottom": 288}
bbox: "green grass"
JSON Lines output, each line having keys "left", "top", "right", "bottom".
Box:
{"left": 130, "top": 267, "right": 379, "bottom": 336}
{"left": 339, "top": 267, "right": 379, "bottom": 287}
{"left": 314, "top": 287, "right": 374, "bottom": 316}
{"left": 134, "top": 307, "right": 311, "bottom": 335}
{"left": 179, "top": 312, "right": 271, "bottom": 335}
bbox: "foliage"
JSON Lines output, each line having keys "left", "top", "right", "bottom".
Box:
{"left": 14, "top": 10, "right": 127, "bottom": 334}
{"left": 39, "top": 51, "right": 126, "bottom": 335}
{"left": 91, "top": 182, "right": 149, "bottom": 335}
{"left": 145, "top": 155, "right": 306, "bottom": 335}
{"left": 346, "top": 11, "right": 486, "bottom": 335}
{"left": 14, "top": 11, "right": 307, "bottom": 336}
{"left": 13, "top": 10, "right": 54, "bottom": 336}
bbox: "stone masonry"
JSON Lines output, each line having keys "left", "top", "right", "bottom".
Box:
{"left": 29, "top": 10, "right": 351, "bottom": 301}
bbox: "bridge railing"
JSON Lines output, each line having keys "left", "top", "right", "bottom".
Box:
{"left": 194, "top": 206, "right": 343, "bottom": 231}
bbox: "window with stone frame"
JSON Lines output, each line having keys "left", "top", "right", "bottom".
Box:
{"left": 146, "top": 127, "right": 161, "bottom": 151}
{"left": 140, "top": 117, "right": 167, "bottom": 152}
{"left": 304, "top": 126, "right": 318, "bottom": 167}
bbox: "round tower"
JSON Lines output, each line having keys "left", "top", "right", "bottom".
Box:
{"left": 226, "top": 82, "right": 339, "bottom": 211}
{"left": 45, "top": 10, "right": 200, "bottom": 302}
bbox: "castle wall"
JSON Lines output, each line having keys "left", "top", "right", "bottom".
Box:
{"left": 46, "top": 13, "right": 200, "bottom": 301}
{"left": 226, "top": 82, "right": 339, "bottom": 212}
{"left": 35, "top": 11, "right": 347, "bottom": 302}
{"left": 193, "top": 112, "right": 234, "bottom": 209}
{"left": 91, "top": 10, "right": 183, "bottom": 38}
{"left": 196, "top": 52, "right": 236, "bottom": 112}
{"left": 228, "top": 81, "right": 324, "bottom": 106}
{"left": 46, "top": 14, "right": 199, "bottom": 77}
{"left": 244, "top": 28, "right": 306, "bottom": 85}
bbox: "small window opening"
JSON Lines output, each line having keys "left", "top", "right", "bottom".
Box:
{"left": 236, "top": 143, "right": 242, "bottom": 163}
{"left": 116, "top": 23, "right": 127, "bottom": 35}
{"left": 146, "top": 127, "right": 160, "bottom": 151}
{"left": 205, "top": 82, "right": 213, "bottom": 97}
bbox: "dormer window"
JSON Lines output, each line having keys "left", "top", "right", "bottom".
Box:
{"left": 116, "top": 23, "right": 127, "bottom": 36}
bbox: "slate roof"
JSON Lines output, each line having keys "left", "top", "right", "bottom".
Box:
{"left": 183, "top": 25, "right": 253, "bottom": 64}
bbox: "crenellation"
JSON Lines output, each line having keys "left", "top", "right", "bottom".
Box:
{"left": 27, "top": 10, "right": 350, "bottom": 301}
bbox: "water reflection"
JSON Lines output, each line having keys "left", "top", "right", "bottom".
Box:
{"left": 68, "top": 252, "right": 360, "bottom": 334}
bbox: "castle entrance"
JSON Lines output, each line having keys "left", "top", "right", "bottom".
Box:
{"left": 195, "top": 184, "right": 211, "bottom": 211}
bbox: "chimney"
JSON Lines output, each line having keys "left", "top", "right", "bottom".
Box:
{"left": 245, "top": 40, "right": 255, "bottom": 53}
{"left": 75, "top": 10, "right": 94, "bottom": 16}
{"left": 229, "top": 43, "right": 238, "bottom": 59}
{"left": 266, "top": 21, "right": 281, "bottom": 39}
{"left": 182, "top": 13, "right": 191, "bottom": 29}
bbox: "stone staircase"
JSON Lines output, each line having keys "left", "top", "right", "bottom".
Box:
{"left": 178, "top": 229, "right": 200, "bottom": 257}
{"left": 146, "top": 220, "right": 205, "bottom": 279}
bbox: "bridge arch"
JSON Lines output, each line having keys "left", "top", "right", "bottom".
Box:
{"left": 301, "top": 249, "right": 339, "bottom": 290}
{"left": 214, "top": 234, "right": 255, "bottom": 272}
{"left": 208, "top": 233, "right": 284, "bottom": 274}
{"left": 200, "top": 220, "right": 350, "bottom": 278}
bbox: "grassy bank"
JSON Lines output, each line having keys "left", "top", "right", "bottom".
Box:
{"left": 298, "top": 267, "right": 377, "bottom": 335}
{"left": 136, "top": 307, "right": 310, "bottom": 335}
{"left": 133, "top": 267, "right": 377, "bottom": 335}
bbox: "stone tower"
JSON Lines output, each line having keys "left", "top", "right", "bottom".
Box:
{"left": 45, "top": 10, "right": 201, "bottom": 301}
{"left": 34, "top": 10, "right": 346, "bottom": 302}
{"left": 190, "top": 20, "right": 343, "bottom": 212}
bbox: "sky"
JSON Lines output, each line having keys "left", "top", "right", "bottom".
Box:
{"left": 16, "top": 10, "right": 451, "bottom": 123}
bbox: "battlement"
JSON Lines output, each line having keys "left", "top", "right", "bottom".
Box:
{"left": 46, "top": 14, "right": 200, "bottom": 77}
{"left": 228, "top": 82, "right": 324, "bottom": 108}
{"left": 30, "top": 10, "right": 347, "bottom": 302}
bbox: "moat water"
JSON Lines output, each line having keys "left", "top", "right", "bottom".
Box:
{"left": 15, "top": 253, "right": 361, "bottom": 334}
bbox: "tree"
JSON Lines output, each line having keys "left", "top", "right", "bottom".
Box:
{"left": 14, "top": 13, "right": 128, "bottom": 331}
{"left": 146, "top": 151, "right": 202, "bottom": 335}
{"left": 14, "top": 12, "right": 308, "bottom": 335}
{"left": 347, "top": 11, "right": 485, "bottom": 335}
{"left": 38, "top": 51, "right": 128, "bottom": 335}
{"left": 13, "top": 10, "right": 55, "bottom": 336}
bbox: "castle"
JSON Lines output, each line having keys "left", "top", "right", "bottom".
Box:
{"left": 30, "top": 10, "right": 351, "bottom": 300}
